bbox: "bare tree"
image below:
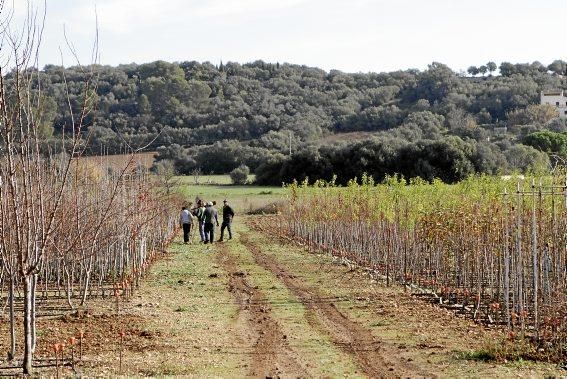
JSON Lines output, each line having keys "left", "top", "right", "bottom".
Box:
{"left": 0, "top": 1, "right": 97, "bottom": 373}
{"left": 0, "top": 3, "right": 179, "bottom": 374}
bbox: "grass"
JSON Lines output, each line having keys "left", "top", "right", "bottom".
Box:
{"left": 174, "top": 175, "right": 286, "bottom": 213}
{"left": 146, "top": 172, "right": 566, "bottom": 377}
{"left": 177, "top": 174, "right": 260, "bottom": 185}
{"left": 179, "top": 174, "right": 246, "bottom": 185}
{"left": 132, "top": 237, "right": 248, "bottom": 377}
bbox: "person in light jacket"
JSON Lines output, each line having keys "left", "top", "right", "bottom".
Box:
{"left": 179, "top": 206, "right": 193, "bottom": 244}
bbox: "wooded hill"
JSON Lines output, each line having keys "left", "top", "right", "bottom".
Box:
{"left": 25, "top": 59, "right": 567, "bottom": 184}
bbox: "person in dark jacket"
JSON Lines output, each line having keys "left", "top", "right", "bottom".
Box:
{"left": 219, "top": 199, "right": 235, "bottom": 241}
{"left": 192, "top": 200, "right": 206, "bottom": 243}
{"left": 203, "top": 202, "right": 219, "bottom": 244}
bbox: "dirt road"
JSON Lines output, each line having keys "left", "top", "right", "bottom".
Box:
{"left": 216, "top": 244, "right": 307, "bottom": 378}
{"left": 240, "top": 232, "right": 428, "bottom": 378}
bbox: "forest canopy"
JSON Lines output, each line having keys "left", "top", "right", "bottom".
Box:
{"left": 27, "top": 59, "right": 567, "bottom": 184}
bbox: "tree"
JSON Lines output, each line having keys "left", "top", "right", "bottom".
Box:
{"left": 506, "top": 104, "right": 559, "bottom": 126}
{"left": 255, "top": 154, "right": 288, "bottom": 185}
{"left": 472, "top": 142, "right": 508, "bottom": 174}
{"left": 467, "top": 66, "right": 479, "bottom": 76}
{"left": 499, "top": 62, "right": 515, "bottom": 76}
{"left": 412, "top": 62, "right": 458, "bottom": 104}
{"left": 478, "top": 65, "right": 488, "bottom": 77}
{"left": 396, "top": 137, "right": 476, "bottom": 183}
{"left": 230, "top": 164, "right": 250, "bottom": 185}
{"left": 0, "top": 8, "right": 97, "bottom": 372}
{"left": 152, "top": 159, "right": 179, "bottom": 195}
{"left": 523, "top": 130, "right": 567, "bottom": 156}
{"left": 547, "top": 60, "right": 567, "bottom": 76}
{"left": 486, "top": 62, "right": 497, "bottom": 76}
{"left": 504, "top": 144, "right": 550, "bottom": 172}
{"left": 0, "top": 4, "right": 144, "bottom": 374}
{"left": 403, "top": 111, "right": 446, "bottom": 139}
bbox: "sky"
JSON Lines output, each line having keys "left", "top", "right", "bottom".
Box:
{"left": 6, "top": 0, "right": 567, "bottom": 73}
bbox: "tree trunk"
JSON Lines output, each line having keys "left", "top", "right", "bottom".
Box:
{"left": 31, "top": 273, "right": 38, "bottom": 353}
{"left": 64, "top": 264, "right": 75, "bottom": 309}
{"left": 8, "top": 273, "right": 16, "bottom": 360}
{"left": 23, "top": 275, "right": 33, "bottom": 375}
{"left": 80, "top": 256, "right": 93, "bottom": 306}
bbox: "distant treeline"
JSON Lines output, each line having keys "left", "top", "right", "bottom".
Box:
{"left": 18, "top": 59, "right": 567, "bottom": 183}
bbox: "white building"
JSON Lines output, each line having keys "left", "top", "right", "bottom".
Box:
{"left": 540, "top": 90, "right": 567, "bottom": 118}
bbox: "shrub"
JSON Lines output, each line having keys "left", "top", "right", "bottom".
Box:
{"left": 230, "top": 164, "right": 249, "bottom": 185}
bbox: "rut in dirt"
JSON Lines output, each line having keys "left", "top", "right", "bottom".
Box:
{"left": 215, "top": 243, "right": 306, "bottom": 378}
{"left": 240, "top": 231, "right": 433, "bottom": 379}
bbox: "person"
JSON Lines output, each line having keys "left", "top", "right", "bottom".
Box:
{"left": 194, "top": 200, "right": 206, "bottom": 243}
{"left": 203, "top": 201, "right": 219, "bottom": 244}
{"left": 219, "top": 199, "right": 235, "bottom": 241}
{"left": 179, "top": 206, "right": 193, "bottom": 244}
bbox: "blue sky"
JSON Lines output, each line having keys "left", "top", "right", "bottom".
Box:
{"left": 8, "top": 0, "right": 567, "bottom": 73}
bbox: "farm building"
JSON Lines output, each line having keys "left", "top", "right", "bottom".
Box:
{"left": 540, "top": 89, "right": 567, "bottom": 117}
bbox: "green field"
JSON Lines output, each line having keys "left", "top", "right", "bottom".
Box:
{"left": 174, "top": 175, "right": 286, "bottom": 213}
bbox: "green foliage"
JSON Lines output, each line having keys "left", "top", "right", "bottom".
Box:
{"left": 504, "top": 144, "right": 550, "bottom": 173}
{"left": 523, "top": 130, "right": 567, "bottom": 156}
{"left": 230, "top": 164, "right": 250, "bottom": 185}
{"left": 457, "top": 350, "right": 496, "bottom": 362}
{"left": 254, "top": 134, "right": 524, "bottom": 185}
{"left": 26, "top": 58, "right": 566, "bottom": 184}
{"left": 286, "top": 174, "right": 518, "bottom": 225}
{"left": 547, "top": 60, "right": 567, "bottom": 76}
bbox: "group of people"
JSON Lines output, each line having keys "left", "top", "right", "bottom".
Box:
{"left": 179, "top": 199, "right": 235, "bottom": 244}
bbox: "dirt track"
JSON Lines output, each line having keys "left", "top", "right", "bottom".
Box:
{"left": 216, "top": 243, "right": 306, "bottom": 378}
{"left": 240, "top": 232, "right": 432, "bottom": 379}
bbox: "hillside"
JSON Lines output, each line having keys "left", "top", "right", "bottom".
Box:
{"left": 26, "top": 59, "right": 567, "bottom": 183}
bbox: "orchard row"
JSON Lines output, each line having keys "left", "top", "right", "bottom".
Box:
{"left": 273, "top": 175, "right": 566, "bottom": 360}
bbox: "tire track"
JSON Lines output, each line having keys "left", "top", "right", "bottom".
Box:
{"left": 240, "top": 232, "right": 433, "bottom": 379}
{"left": 215, "top": 243, "right": 306, "bottom": 378}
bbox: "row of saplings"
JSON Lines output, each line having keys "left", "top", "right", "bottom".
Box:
{"left": 0, "top": 167, "right": 179, "bottom": 376}
{"left": 269, "top": 179, "right": 567, "bottom": 362}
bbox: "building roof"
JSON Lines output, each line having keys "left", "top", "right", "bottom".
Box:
{"left": 541, "top": 90, "right": 565, "bottom": 96}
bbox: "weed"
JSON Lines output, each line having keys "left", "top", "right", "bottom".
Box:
{"left": 458, "top": 349, "right": 496, "bottom": 362}
{"left": 369, "top": 321, "right": 389, "bottom": 327}
{"left": 456, "top": 337, "right": 538, "bottom": 363}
